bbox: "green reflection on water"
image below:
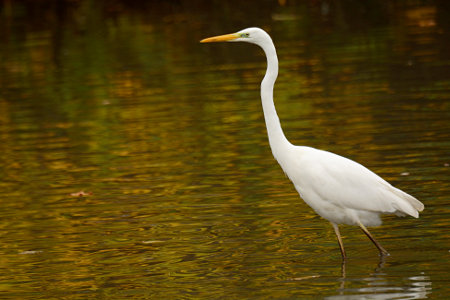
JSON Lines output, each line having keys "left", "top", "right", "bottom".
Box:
{"left": 0, "top": 0, "right": 449, "bottom": 299}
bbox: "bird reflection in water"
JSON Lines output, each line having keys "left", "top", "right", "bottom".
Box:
{"left": 330, "top": 257, "right": 432, "bottom": 299}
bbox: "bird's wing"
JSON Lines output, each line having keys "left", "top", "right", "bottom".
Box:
{"left": 292, "top": 147, "right": 422, "bottom": 217}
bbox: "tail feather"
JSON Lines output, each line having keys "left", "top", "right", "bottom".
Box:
{"left": 389, "top": 185, "right": 424, "bottom": 218}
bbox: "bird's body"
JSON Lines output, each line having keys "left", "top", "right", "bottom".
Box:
{"left": 201, "top": 27, "right": 424, "bottom": 259}
{"left": 278, "top": 145, "right": 423, "bottom": 226}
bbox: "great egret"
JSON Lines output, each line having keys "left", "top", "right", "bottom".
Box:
{"left": 201, "top": 27, "right": 424, "bottom": 259}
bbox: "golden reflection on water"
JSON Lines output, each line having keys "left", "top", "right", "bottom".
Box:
{"left": 0, "top": 0, "right": 449, "bottom": 298}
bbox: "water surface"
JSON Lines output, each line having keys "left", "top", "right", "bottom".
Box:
{"left": 0, "top": 1, "right": 449, "bottom": 299}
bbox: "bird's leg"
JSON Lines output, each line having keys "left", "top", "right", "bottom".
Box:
{"left": 331, "top": 223, "right": 346, "bottom": 260}
{"left": 358, "top": 221, "right": 390, "bottom": 256}
{"left": 340, "top": 259, "right": 346, "bottom": 280}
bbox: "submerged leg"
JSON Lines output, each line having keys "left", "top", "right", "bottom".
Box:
{"left": 358, "top": 221, "right": 389, "bottom": 256}
{"left": 331, "top": 222, "right": 346, "bottom": 260}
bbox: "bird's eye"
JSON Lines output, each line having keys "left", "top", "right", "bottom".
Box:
{"left": 241, "top": 33, "right": 250, "bottom": 38}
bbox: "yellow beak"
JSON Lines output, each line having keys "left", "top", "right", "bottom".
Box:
{"left": 200, "top": 33, "right": 239, "bottom": 43}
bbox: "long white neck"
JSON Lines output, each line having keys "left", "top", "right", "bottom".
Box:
{"left": 258, "top": 38, "right": 292, "bottom": 160}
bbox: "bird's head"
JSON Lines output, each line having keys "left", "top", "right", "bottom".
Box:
{"left": 201, "top": 27, "right": 270, "bottom": 47}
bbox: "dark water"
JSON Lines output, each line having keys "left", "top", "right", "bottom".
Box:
{"left": 1, "top": 1, "right": 449, "bottom": 298}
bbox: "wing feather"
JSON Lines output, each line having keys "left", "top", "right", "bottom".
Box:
{"left": 289, "top": 147, "right": 423, "bottom": 217}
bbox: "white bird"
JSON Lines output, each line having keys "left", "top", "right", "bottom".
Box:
{"left": 201, "top": 27, "right": 424, "bottom": 259}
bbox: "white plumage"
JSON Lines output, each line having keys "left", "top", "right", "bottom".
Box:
{"left": 281, "top": 146, "right": 423, "bottom": 226}
{"left": 201, "top": 27, "right": 424, "bottom": 259}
